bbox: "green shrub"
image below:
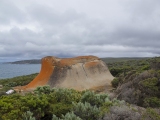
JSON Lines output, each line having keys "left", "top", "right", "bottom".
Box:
{"left": 100, "top": 100, "right": 113, "bottom": 115}
{"left": 22, "top": 111, "right": 35, "bottom": 120}
{"left": 144, "top": 97, "right": 160, "bottom": 108}
{"left": 0, "top": 73, "right": 38, "bottom": 88}
{"left": 51, "top": 88, "right": 81, "bottom": 103}
{"left": 141, "top": 77, "right": 158, "bottom": 92}
{"left": 0, "top": 94, "right": 24, "bottom": 120}
{"left": 72, "top": 102, "right": 100, "bottom": 120}
{"left": 61, "top": 112, "right": 82, "bottom": 120}
{"left": 142, "top": 108, "right": 160, "bottom": 120}
{"left": 81, "top": 90, "right": 109, "bottom": 107}
{"left": 110, "top": 68, "right": 123, "bottom": 76}
{"left": 48, "top": 103, "right": 73, "bottom": 118}
{"left": 141, "top": 65, "right": 150, "bottom": 71}
{"left": 100, "top": 98, "right": 124, "bottom": 116}
{"left": 0, "top": 91, "right": 6, "bottom": 96}
{"left": 111, "top": 78, "right": 119, "bottom": 88}
{"left": 52, "top": 115, "right": 60, "bottom": 120}
{"left": 34, "top": 85, "right": 53, "bottom": 94}
{"left": 52, "top": 112, "right": 82, "bottom": 120}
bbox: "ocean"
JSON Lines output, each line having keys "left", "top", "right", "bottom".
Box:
{"left": 0, "top": 63, "right": 41, "bottom": 79}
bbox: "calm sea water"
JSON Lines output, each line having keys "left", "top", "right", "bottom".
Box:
{"left": 0, "top": 63, "right": 41, "bottom": 79}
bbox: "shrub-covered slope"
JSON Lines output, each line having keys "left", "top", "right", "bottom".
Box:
{"left": 109, "top": 57, "right": 160, "bottom": 108}
{"left": 0, "top": 57, "right": 160, "bottom": 120}
{"left": 1, "top": 86, "right": 159, "bottom": 120}
{"left": 0, "top": 73, "right": 38, "bottom": 94}
{"left": 0, "top": 86, "right": 124, "bottom": 120}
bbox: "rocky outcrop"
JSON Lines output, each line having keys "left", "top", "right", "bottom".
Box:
{"left": 22, "top": 56, "right": 114, "bottom": 91}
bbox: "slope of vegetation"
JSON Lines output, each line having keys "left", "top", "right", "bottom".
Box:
{"left": 0, "top": 85, "right": 159, "bottom": 120}
{"left": 0, "top": 73, "right": 38, "bottom": 94}
{"left": 108, "top": 57, "right": 160, "bottom": 108}
{"left": 0, "top": 57, "right": 160, "bottom": 119}
{"left": 0, "top": 86, "right": 123, "bottom": 120}
{"left": 101, "top": 57, "right": 149, "bottom": 63}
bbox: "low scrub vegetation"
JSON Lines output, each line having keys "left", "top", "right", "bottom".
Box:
{"left": 108, "top": 57, "right": 160, "bottom": 108}
{"left": 0, "top": 73, "right": 38, "bottom": 93}
{"left": 0, "top": 57, "right": 160, "bottom": 119}
{"left": 0, "top": 73, "right": 38, "bottom": 87}
{"left": 0, "top": 86, "right": 121, "bottom": 120}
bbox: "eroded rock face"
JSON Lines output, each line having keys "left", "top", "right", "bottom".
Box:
{"left": 23, "top": 56, "right": 114, "bottom": 91}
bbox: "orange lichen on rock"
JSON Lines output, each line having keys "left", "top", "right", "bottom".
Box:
{"left": 23, "top": 56, "right": 55, "bottom": 90}
{"left": 85, "top": 61, "right": 99, "bottom": 68}
{"left": 20, "top": 55, "right": 114, "bottom": 91}
{"left": 59, "top": 56, "right": 99, "bottom": 67}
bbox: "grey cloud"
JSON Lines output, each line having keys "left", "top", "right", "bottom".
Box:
{"left": 27, "top": 4, "right": 85, "bottom": 26}
{"left": 0, "top": 0, "right": 26, "bottom": 24}
{"left": 110, "top": 28, "right": 160, "bottom": 47}
{"left": 0, "top": 0, "right": 160, "bottom": 61}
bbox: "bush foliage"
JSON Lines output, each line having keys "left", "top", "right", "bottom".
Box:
{"left": 108, "top": 57, "right": 160, "bottom": 108}
{"left": 0, "top": 86, "right": 121, "bottom": 120}
{"left": 0, "top": 73, "right": 38, "bottom": 93}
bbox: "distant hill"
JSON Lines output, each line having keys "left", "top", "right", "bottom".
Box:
{"left": 101, "top": 57, "right": 150, "bottom": 63}
{"left": 6, "top": 57, "right": 151, "bottom": 64}
{"left": 8, "top": 59, "right": 41, "bottom": 64}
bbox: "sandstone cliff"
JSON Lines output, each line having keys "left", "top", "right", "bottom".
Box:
{"left": 22, "top": 56, "right": 114, "bottom": 91}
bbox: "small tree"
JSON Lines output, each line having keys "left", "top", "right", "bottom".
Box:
{"left": 73, "top": 102, "right": 100, "bottom": 120}
{"left": 22, "top": 111, "right": 35, "bottom": 120}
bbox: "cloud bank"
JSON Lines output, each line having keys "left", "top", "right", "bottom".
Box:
{"left": 0, "top": 0, "right": 160, "bottom": 61}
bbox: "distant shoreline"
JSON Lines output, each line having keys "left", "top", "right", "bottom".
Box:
{"left": 6, "top": 59, "right": 41, "bottom": 64}
{"left": 4, "top": 57, "right": 151, "bottom": 64}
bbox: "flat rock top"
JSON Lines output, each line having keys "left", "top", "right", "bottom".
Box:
{"left": 42, "top": 55, "right": 100, "bottom": 67}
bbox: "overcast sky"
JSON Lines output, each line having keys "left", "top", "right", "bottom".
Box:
{"left": 0, "top": 0, "right": 160, "bottom": 61}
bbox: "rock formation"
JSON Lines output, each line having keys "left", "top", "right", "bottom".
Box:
{"left": 22, "top": 55, "right": 114, "bottom": 91}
